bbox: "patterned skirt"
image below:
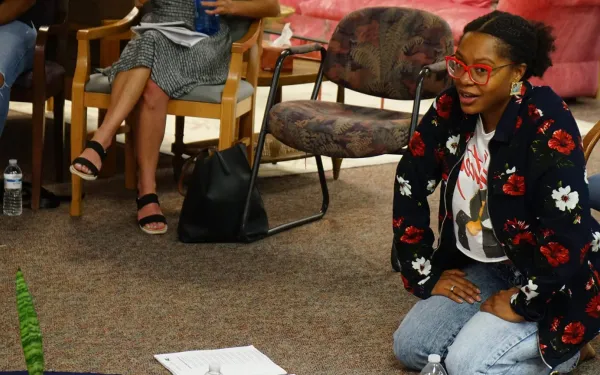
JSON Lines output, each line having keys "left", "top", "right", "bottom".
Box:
{"left": 102, "top": 0, "right": 232, "bottom": 98}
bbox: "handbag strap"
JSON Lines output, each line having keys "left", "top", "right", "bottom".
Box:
{"left": 177, "top": 151, "right": 207, "bottom": 197}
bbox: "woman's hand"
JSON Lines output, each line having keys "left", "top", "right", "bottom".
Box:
{"left": 431, "top": 269, "right": 482, "bottom": 304}
{"left": 201, "top": 0, "right": 235, "bottom": 15}
{"left": 480, "top": 288, "right": 525, "bottom": 323}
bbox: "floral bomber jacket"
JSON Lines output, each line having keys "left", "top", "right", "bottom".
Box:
{"left": 392, "top": 81, "right": 600, "bottom": 368}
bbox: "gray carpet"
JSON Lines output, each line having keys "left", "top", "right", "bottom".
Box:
{"left": 0, "top": 108, "right": 600, "bottom": 375}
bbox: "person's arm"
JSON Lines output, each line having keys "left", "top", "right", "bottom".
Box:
{"left": 0, "top": 0, "right": 36, "bottom": 25}
{"left": 393, "top": 93, "right": 448, "bottom": 299}
{"left": 509, "top": 95, "right": 593, "bottom": 322}
{"left": 202, "top": 0, "right": 280, "bottom": 18}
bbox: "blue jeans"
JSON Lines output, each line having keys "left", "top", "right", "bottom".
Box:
{"left": 0, "top": 20, "right": 37, "bottom": 136}
{"left": 393, "top": 262, "right": 580, "bottom": 374}
{"left": 589, "top": 173, "right": 600, "bottom": 211}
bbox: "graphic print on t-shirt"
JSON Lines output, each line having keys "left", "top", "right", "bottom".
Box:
{"left": 452, "top": 116, "right": 506, "bottom": 262}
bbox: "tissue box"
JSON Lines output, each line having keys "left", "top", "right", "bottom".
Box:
{"left": 261, "top": 41, "right": 294, "bottom": 72}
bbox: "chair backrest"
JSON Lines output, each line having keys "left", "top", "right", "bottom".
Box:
{"left": 323, "top": 7, "right": 453, "bottom": 100}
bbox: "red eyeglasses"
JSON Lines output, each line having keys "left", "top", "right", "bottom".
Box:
{"left": 445, "top": 56, "right": 514, "bottom": 85}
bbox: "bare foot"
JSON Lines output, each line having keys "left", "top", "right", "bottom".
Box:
{"left": 137, "top": 201, "right": 166, "bottom": 232}
{"left": 73, "top": 147, "right": 103, "bottom": 175}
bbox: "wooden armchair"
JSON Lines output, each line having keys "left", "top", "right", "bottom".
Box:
{"left": 584, "top": 120, "right": 600, "bottom": 163}
{"left": 12, "top": 0, "right": 69, "bottom": 210}
{"left": 69, "top": 6, "right": 264, "bottom": 216}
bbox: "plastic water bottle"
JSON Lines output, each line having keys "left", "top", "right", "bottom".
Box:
{"left": 3, "top": 159, "right": 23, "bottom": 216}
{"left": 420, "top": 354, "right": 447, "bottom": 375}
{"left": 204, "top": 362, "right": 222, "bottom": 375}
{"left": 194, "top": 0, "right": 220, "bottom": 35}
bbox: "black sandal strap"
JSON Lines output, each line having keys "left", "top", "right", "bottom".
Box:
{"left": 72, "top": 157, "right": 99, "bottom": 176}
{"left": 136, "top": 193, "right": 160, "bottom": 210}
{"left": 86, "top": 140, "right": 107, "bottom": 161}
{"left": 138, "top": 214, "right": 167, "bottom": 228}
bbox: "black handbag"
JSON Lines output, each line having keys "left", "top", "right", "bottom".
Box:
{"left": 177, "top": 143, "right": 269, "bottom": 243}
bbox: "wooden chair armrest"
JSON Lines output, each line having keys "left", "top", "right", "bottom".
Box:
{"left": 232, "top": 19, "right": 263, "bottom": 54}
{"left": 77, "top": 7, "right": 141, "bottom": 41}
{"left": 584, "top": 120, "right": 600, "bottom": 163}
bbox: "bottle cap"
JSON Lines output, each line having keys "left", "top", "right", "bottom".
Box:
{"left": 9, "top": 159, "right": 17, "bottom": 165}
{"left": 428, "top": 354, "right": 441, "bottom": 363}
{"left": 208, "top": 362, "right": 221, "bottom": 372}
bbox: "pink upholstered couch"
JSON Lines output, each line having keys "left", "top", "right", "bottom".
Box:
{"left": 279, "top": 0, "right": 600, "bottom": 98}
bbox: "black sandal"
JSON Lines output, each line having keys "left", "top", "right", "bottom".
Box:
{"left": 69, "top": 140, "right": 107, "bottom": 181}
{"left": 136, "top": 193, "right": 168, "bottom": 235}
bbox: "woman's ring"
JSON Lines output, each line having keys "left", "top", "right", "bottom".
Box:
{"left": 450, "top": 285, "right": 456, "bottom": 293}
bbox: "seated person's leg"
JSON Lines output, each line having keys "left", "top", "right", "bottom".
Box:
{"left": 393, "top": 262, "right": 507, "bottom": 370}
{"left": 0, "top": 20, "right": 37, "bottom": 135}
{"left": 588, "top": 173, "right": 600, "bottom": 211}
{"left": 445, "top": 311, "right": 579, "bottom": 375}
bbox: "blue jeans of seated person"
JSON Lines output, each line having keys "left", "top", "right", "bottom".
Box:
{"left": 588, "top": 173, "right": 600, "bottom": 211}
{"left": 393, "top": 262, "right": 580, "bottom": 375}
{"left": 0, "top": 20, "right": 37, "bottom": 136}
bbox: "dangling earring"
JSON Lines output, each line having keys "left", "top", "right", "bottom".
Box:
{"left": 510, "top": 81, "right": 523, "bottom": 96}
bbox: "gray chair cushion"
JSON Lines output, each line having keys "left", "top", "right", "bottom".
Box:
{"left": 85, "top": 73, "right": 254, "bottom": 103}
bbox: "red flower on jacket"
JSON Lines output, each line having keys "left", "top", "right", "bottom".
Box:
{"left": 393, "top": 217, "right": 404, "bottom": 228}
{"left": 401, "top": 226, "right": 425, "bottom": 244}
{"left": 436, "top": 94, "right": 453, "bottom": 119}
{"left": 585, "top": 294, "right": 600, "bottom": 318}
{"left": 540, "top": 242, "right": 570, "bottom": 267}
{"left": 541, "top": 228, "right": 555, "bottom": 238}
{"left": 581, "top": 243, "right": 591, "bottom": 264}
{"left": 562, "top": 322, "right": 585, "bottom": 345}
{"left": 409, "top": 131, "right": 425, "bottom": 157}
{"left": 513, "top": 232, "right": 536, "bottom": 246}
{"left": 586, "top": 277, "right": 595, "bottom": 291}
{"left": 540, "top": 344, "right": 548, "bottom": 355}
{"left": 434, "top": 148, "right": 445, "bottom": 163}
{"left": 401, "top": 275, "right": 413, "bottom": 293}
{"left": 537, "top": 119, "right": 554, "bottom": 135}
{"left": 515, "top": 116, "right": 523, "bottom": 130}
{"left": 551, "top": 317, "right": 561, "bottom": 332}
{"left": 548, "top": 129, "right": 576, "bottom": 155}
{"left": 502, "top": 174, "right": 526, "bottom": 196}
{"left": 528, "top": 104, "right": 542, "bottom": 121}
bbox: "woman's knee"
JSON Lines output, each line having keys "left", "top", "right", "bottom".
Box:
{"left": 141, "top": 80, "right": 168, "bottom": 110}
{"left": 392, "top": 319, "right": 430, "bottom": 370}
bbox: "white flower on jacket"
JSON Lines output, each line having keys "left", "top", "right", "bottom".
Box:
{"left": 551, "top": 186, "right": 579, "bottom": 212}
{"left": 396, "top": 176, "right": 412, "bottom": 197}
{"left": 592, "top": 232, "right": 600, "bottom": 252}
{"left": 521, "top": 280, "right": 539, "bottom": 301}
{"left": 446, "top": 135, "right": 460, "bottom": 155}
{"left": 412, "top": 257, "right": 431, "bottom": 276}
{"left": 585, "top": 168, "right": 589, "bottom": 184}
{"left": 506, "top": 167, "right": 516, "bottom": 175}
{"left": 510, "top": 293, "right": 518, "bottom": 305}
{"left": 427, "top": 179, "right": 436, "bottom": 193}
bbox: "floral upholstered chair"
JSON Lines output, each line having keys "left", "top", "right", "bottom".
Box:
{"left": 241, "top": 7, "right": 453, "bottom": 237}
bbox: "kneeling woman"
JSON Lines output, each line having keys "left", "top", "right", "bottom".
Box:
{"left": 392, "top": 11, "right": 600, "bottom": 375}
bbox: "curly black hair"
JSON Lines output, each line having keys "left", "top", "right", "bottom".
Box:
{"left": 462, "top": 11, "right": 556, "bottom": 79}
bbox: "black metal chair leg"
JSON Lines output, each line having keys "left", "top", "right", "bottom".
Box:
{"left": 241, "top": 119, "right": 330, "bottom": 237}
{"left": 240, "top": 44, "right": 329, "bottom": 237}
{"left": 267, "top": 155, "right": 329, "bottom": 236}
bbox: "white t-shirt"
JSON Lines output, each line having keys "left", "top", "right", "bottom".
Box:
{"left": 452, "top": 116, "right": 506, "bottom": 262}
